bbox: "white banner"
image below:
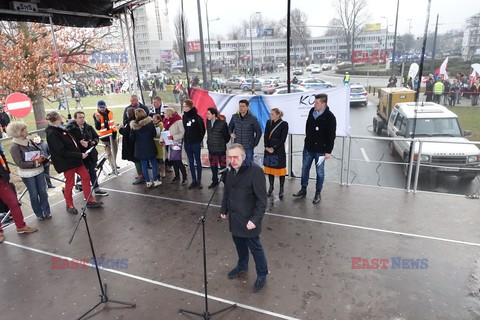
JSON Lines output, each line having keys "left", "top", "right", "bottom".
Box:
{"left": 191, "top": 86, "right": 350, "bottom": 136}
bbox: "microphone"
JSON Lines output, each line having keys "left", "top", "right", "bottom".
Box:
{"left": 219, "top": 165, "right": 231, "bottom": 183}
{"left": 96, "top": 157, "right": 107, "bottom": 170}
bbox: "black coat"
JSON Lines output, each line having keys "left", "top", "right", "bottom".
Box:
{"left": 220, "top": 164, "right": 267, "bottom": 238}
{"left": 304, "top": 106, "right": 336, "bottom": 154}
{"left": 206, "top": 118, "right": 230, "bottom": 153}
{"left": 183, "top": 107, "right": 206, "bottom": 145}
{"left": 66, "top": 120, "right": 99, "bottom": 165}
{"left": 45, "top": 125, "right": 84, "bottom": 173}
{"left": 130, "top": 117, "right": 157, "bottom": 160}
{"left": 228, "top": 111, "right": 262, "bottom": 149}
{"left": 123, "top": 103, "right": 149, "bottom": 125}
{"left": 263, "top": 119, "right": 289, "bottom": 169}
{"left": 119, "top": 118, "right": 137, "bottom": 162}
{"left": 0, "top": 150, "right": 11, "bottom": 183}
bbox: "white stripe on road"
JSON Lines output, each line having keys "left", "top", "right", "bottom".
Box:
{"left": 360, "top": 147, "right": 370, "bottom": 163}
{"left": 101, "top": 188, "right": 480, "bottom": 248}
{"left": 3, "top": 241, "right": 300, "bottom": 320}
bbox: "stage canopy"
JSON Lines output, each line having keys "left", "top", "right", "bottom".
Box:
{"left": 0, "top": 0, "right": 150, "bottom": 28}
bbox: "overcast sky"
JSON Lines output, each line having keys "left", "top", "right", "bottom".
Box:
{"left": 167, "top": 0, "right": 477, "bottom": 39}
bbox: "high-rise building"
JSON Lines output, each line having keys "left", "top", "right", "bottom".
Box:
{"left": 133, "top": 0, "right": 173, "bottom": 71}
{"left": 462, "top": 12, "right": 480, "bottom": 61}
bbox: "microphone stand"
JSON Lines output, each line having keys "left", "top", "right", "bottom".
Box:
{"left": 180, "top": 169, "right": 236, "bottom": 319}
{"left": 69, "top": 157, "right": 136, "bottom": 320}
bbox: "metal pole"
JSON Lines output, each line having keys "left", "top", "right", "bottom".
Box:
{"left": 123, "top": 10, "right": 137, "bottom": 94}
{"left": 340, "top": 136, "right": 345, "bottom": 185}
{"left": 288, "top": 134, "right": 294, "bottom": 178}
{"left": 413, "top": 141, "right": 423, "bottom": 193}
{"left": 286, "top": 0, "right": 291, "bottom": 93}
{"left": 406, "top": 140, "right": 416, "bottom": 192}
{"left": 109, "top": 134, "right": 118, "bottom": 176}
{"left": 346, "top": 136, "right": 352, "bottom": 185}
{"left": 205, "top": 0, "right": 213, "bottom": 86}
{"left": 119, "top": 15, "right": 133, "bottom": 95}
{"left": 250, "top": 14, "right": 255, "bottom": 93}
{"left": 391, "top": 0, "right": 400, "bottom": 71}
{"left": 431, "top": 14, "right": 439, "bottom": 70}
{"left": 48, "top": 15, "right": 71, "bottom": 118}
{"left": 196, "top": 0, "right": 209, "bottom": 89}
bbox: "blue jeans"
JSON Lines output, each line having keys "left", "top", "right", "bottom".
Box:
{"left": 209, "top": 151, "right": 226, "bottom": 184}
{"left": 185, "top": 143, "right": 202, "bottom": 182}
{"left": 232, "top": 235, "right": 268, "bottom": 277}
{"left": 244, "top": 148, "right": 254, "bottom": 166}
{"left": 21, "top": 173, "right": 51, "bottom": 218}
{"left": 301, "top": 149, "right": 325, "bottom": 192}
{"left": 140, "top": 158, "right": 158, "bottom": 182}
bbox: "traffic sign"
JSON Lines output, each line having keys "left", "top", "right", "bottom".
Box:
{"left": 5, "top": 92, "right": 32, "bottom": 118}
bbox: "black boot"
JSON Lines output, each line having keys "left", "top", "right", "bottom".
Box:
{"left": 293, "top": 187, "right": 307, "bottom": 198}
{"left": 267, "top": 174, "right": 274, "bottom": 197}
{"left": 313, "top": 190, "right": 321, "bottom": 204}
{"left": 279, "top": 176, "right": 285, "bottom": 200}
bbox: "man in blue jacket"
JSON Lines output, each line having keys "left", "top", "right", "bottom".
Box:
{"left": 293, "top": 93, "right": 337, "bottom": 204}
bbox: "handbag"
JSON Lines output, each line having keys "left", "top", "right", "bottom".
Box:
{"left": 169, "top": 144, "right": 183, "bottom": 161}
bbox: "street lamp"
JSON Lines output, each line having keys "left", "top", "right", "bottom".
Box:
{"left": 249, "top": 11, "right": 261, "bottom": 93}
{"left": 380, "top": 16, "right": 389, "bottom": 53}
{"left": 205, "top": 0, "right": 220, "bottom": 87}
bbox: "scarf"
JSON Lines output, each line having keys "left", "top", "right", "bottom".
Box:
{"left": 163, "top": 112, "right": 182, "bottom": 130}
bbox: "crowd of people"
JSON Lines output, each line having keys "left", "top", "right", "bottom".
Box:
{"left": 0, "top": 93, "right": 336, "bottom": 293}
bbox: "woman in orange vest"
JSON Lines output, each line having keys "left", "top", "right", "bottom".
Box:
{"left": 93, "top": 100, "right": 119, "bottom": 170}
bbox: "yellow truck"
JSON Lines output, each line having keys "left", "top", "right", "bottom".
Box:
{"left": 372, "top": 87, "right": 415, "bottom": 135}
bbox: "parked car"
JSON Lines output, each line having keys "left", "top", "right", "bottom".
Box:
{"left": 276, "top": 63, "right": 286, "bottom": 70}
{"left": 298, "top": 78, "right": 333, "bottom": 89}
{"left": 261, "top": 79, "right": 286, "bottom": 94}
{"left": 321, "top": 63, "right": 332, "bottom": 71}
{"left": 226, "top": 76, "right": 245, "bottom": 89}
{"left": 307, "top": 64, "right": 320, "bottom": 72}
{"left": 293, "top": 67, "right": 303, "bottom": 75}
{"left": 336, "top": 61, "right": 352, "bottom": 69}
{"left": 311, "top": 66, "right": 322, "bottom": 74}
{"left": 387, "top": 102, "right": 480, "bottom": 181}
{"left": 240, "top": 78, "right": 264, "bottom": 91}
{"left": 272, "top": 86, "right": 311, "bottom": 95}
{"left": 350, "top": 84, "right": 368, "bottom": 107}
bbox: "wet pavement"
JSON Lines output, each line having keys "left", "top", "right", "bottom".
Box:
{"left": 1, "top": 165, "right": 480, "bottom": 320}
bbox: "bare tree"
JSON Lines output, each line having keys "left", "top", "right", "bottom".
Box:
{"left": 333, "top": 0, "right": 369, "bottom": 60}
{"left": 279, "top": 9, "right": 311, "bottom": 58}
{"left": 173, "top": 10, "right": 188, "bottom": 62}
{"left": 324, "top": 18, "right": 343, "bottom": 36}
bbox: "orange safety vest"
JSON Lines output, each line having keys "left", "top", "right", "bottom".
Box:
{"left": 98, "top": 110, "right": 117, "bottom": 137}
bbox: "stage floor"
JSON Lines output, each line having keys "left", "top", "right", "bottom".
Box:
{"left": 1, "top": 165, "right": 480, "bottom": 320}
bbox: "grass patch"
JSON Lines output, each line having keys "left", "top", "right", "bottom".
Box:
{"left": 447, "top": 106, "right": 480, "bottom": 142}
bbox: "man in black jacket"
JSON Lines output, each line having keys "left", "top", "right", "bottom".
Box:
{"left": 123, "top": 95, "right": 149, "bottom": 125}
{"left": 220, "top": 143, "right": 268, "bottom": 293}
{"left": 206, "top": 107, "right": 230, "bottom": 188}
{"left": 67, "top": 111, "right": 108, "bottom": 196}
{"left": 228, "top": 99, "right": 262, "bottom": 165}
{"left": 182, "top": 99, "right": 206, "bottom": 189}
{"left": 0, "top": 106, "right": 10, "bottom": 134}
{"left": 293, "top": 94, "right": 336, "bottom": 204}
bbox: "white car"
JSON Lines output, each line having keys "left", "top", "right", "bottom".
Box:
{"left": 311, "top": 66, "right": 321, "bottom": 74}
{"left": 272, "top": 86, "right": 310, "bottom": 95}
{"left": 321, "top": 63, "right": 332, "bottom": 71}
{"left": 350, "top": 84, "right": 368, "bottom": 107}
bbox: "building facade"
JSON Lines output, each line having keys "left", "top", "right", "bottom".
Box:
{"left": 192, "top": 29, "right": 395, "bottom": 68}
{"left": 133, "top": 0, "right": 173, "bottom": 71}
{"left": 462, "top": 12, "right": 480, "bottom": 61}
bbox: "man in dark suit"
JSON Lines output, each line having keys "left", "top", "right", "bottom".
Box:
{"left": 220, "top": 143, "right": 268, "bottom": 293}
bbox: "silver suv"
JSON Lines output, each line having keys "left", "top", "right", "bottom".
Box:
{"left": 387, "top": 102, "right": 480, "bottom": 181}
